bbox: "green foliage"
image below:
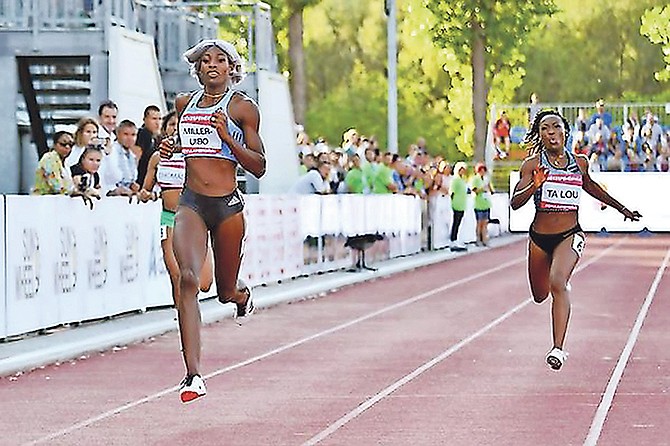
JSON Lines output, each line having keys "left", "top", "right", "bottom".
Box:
{"left": 518, "top": 0, "right": 666, "bottom": 102}
{"left": 209, "top": 0, "right": 670, "bottom": 162}
{"left": 641, "top": 5, "right": 670, "bottom": 82}
{"left": 426, "top": 0, "right": 557, "bottom": 83}
{"left": 303, "top": 0, "right": 465, "bottom": 158}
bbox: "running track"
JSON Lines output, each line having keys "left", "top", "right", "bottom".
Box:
{"left": 2, "top": 235, "right": 669, "bottom": 445}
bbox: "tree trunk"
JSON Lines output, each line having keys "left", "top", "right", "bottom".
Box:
{"left": 288, "top": 10, "right": 307, "bottom": 126}
{"left": 471, "top": 18, "right": 487, "bottom": 163}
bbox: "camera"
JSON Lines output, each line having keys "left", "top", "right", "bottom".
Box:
{"left": 79, "top": 173, "right": 91, "bottom": 192}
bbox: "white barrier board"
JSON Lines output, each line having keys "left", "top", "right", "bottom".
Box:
{"left": 509, "top": 172, "right": 662, "bottom": 232}
{"left": 0, "top": 196, "right": 5, "bottom": 338}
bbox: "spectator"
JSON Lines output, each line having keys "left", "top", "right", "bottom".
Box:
{"left": 528, "top": 92, "right": 540, "bottom": 125}
{"left": 289, "top": 159, "right": 331, "bottom": 194}
{"left": 297, "top": 129, "right": 313, "bottom": 156}
{"left": 136, "top": 104, "right": 162, "bottom": 186}
{"left": 389, "top": 153, "right": 408, "bottom": 194}
{"left": 70, "top": 144, "right": 103, "bottom": 199}
{"left": 97, "top": 99, "right": 118, "bottom": 144}
{"left": 344, "top": 153, "right": 367, "bottom": 193}
{"left": 574, "top": 108, "right": 588, "bottom": 134}
{"left": 622, "top": 111, "right": 641, "bottom": 144}
{"left": 33, "top": 131, "right": 74, "bottom": 195}
{"left": 625, "top": 146, "right": 642, "bottom": 172}
{"left": 299, "top": 152, "right": 316, "bottom": 175}
{"left": 587, "top": 118, "right": 610, "bottom": 147}
{"left": 571, "top": 130, "right": 589, "bottom": 156}
{"left": 640, "top": 114, "right": 664, "bottom": 155}
{"left": 588, "top": 98, "right": 613, "bottom": 128}
{"left": 449, "top": 161, "right": 469, "bottom": 252}
{"left": 655, "top": 146, "right": 669, "bottom": 172}
{"left": 471, "top": 163, "right": 494, "bottom": 247}
{"left": 493, "top": 110, "right": 511, "bottom": 158}
{"left": 103, "top": 119, "right": 139, "bottom": 196}
{"left": 416, "top": 136, "right": 429, "bottom": 154}
{"left": 606, "top": 148, "right": 625, "bottom": 172}
{"left": 369, "top": 150, "right": 398, "bottom": 194}
{"left": 66, "top": 117, "right": 99, "bottom": 168}
{"left": 341, "top": 128, "right": 360, "bottom": 157}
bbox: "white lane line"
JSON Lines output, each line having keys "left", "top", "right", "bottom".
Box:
{"left": 25, "top": 256, "right": 525, "bottom": 445}
{"left": 302, "top": 239, "right": 624, "bottom": 445}
{"left": 583, "top": 246, "right": 670, "bottom": 446}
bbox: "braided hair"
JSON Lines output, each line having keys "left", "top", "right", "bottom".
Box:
{"left": 523, "top": 109, "right": 571, "bottom": 156}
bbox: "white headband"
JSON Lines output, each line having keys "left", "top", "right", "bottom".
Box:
{"left": 539, "top": 113, "right": 563, "bottom": 126}
{"left": 183, "top": 39, "right": 245, "bottom": 85}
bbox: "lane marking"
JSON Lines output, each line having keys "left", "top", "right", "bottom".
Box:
{"left": 302, "top": 239, "right": 624, "bottom": 445}
{"left": 583, "top": 246, "right": 670, "bottom": 446}
{"left": 25, "top": 255, "right": 526, "bottom": 445}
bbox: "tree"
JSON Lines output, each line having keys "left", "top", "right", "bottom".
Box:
{"left": 285, "top": 0, "right": 322, "bottom": 125}
{"left": 426, "top": 0, "right": 557, "bottom": 162}
{"left": 641, "top": 5, "right": 670, "bottom": 82}
{"left": 518, "top": 0, "right": 666, "bottom": 103}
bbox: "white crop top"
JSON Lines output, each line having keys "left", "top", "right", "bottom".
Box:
{"left": 156, "top": 153, "right": 185, "bottom": 190}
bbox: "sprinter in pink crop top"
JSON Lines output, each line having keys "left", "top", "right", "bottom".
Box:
{"left": 511, "top": 109, "right": 640, "bottom": 372}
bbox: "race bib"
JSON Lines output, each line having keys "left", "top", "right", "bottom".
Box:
{"left": 571, "top": 233, "right": 585, "bottom": 257}
{"left": 179, "top": 111, "right": 222, "bottom": 155}
{"left": 539, "top": 173, "right": 582, "bottom": 211}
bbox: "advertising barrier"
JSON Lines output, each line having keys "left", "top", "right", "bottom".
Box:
{"left": 0, "top": 196, "right": 4, "bottom": 338}
{"left": 429, "top": 194, "right": 510, "bottom": 250}
{"left": 509, "top": 172, "right": 665, "bottom": 232}
{"left": 0, "top": 193, "right": 434, "bottom": 338}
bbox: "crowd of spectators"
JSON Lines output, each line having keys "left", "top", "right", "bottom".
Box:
{"left": 495, "top": 97, "right": 670, "bottom": 172}
{"left": 292, "top": 128, "right": 461, "bottom": 198}
{"left": 32, "top": 100, "right": 163, "bottom": 203}
{"left": 572, "top": 99, "right": 670, "bottom": 173}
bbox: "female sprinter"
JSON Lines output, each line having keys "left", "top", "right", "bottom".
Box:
{"left": 139, "top": 111, "right": 214, "bottom": 310}
{"left": 160, "top": 40, "right": 266, "bottom": 402}
{"left": 510, "top": 109, "right": 641, "bottom": 371}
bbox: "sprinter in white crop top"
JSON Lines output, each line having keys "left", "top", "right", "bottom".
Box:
{"left": 158, "top": 39, "right": 266, "bottom": 404}
{"left": 510, "top": 109, "right": 641, "bottom": 372}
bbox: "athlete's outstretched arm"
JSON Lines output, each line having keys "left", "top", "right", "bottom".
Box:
{"left": 576, "top": 155, "right": 642, "bottom": 221}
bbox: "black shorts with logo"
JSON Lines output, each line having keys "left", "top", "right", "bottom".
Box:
{"left": 179, "top": 187, "right": 245, "bottom": 231}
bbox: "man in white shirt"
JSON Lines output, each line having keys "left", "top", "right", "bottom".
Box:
{"left": 102, "top": 120, "right": 139, "bottom": 196}
{"left": 290, "top": 160, "right": 331, "bottom": 194}
{"left": 97, "top": 100, "right": 118, "bottom": 144}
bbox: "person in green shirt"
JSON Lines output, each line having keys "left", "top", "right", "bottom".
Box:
{"left": 449, "top": 161, "right": 469, "bottom": 251}
{"left": 345, "top": 154, "right": 367, "bottom": 193}
{"left": 471, "top": 163, "right": 494, "bottom": 246}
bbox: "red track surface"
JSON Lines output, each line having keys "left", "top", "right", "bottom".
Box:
{"left": 2, "top": 235, "right": 669, "bottom": 446}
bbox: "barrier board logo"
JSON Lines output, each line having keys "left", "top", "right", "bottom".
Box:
{"left": 55, "top": 226, "right": 77, "bottom": 293}
{"left": 149, "top": 226, "right": 167, "bottom": 277}
{"left": 120, "top": 223, "right": 139, "bottom": 283}
{"left": 17, "top": 228, "right": 40, "bottom": 299}
{"left": 88, "top": 226, "right": 108, "bottom": 289}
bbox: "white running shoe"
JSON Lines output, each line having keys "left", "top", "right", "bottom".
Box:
{"left": 179, "top": 374, "right": 207, "bottom": 403}
{"left": 546, "top": 347, "right": 568, "bottom": 371}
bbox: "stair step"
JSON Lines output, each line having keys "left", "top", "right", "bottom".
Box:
{"left": 34, "top": 88, "right": 91, "bottom": 96}
{"left": 37, "top": 103, "right": 91, "bottom": 111}
{"left": 32, "top": 73, "right": 90, "bottom": 81}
